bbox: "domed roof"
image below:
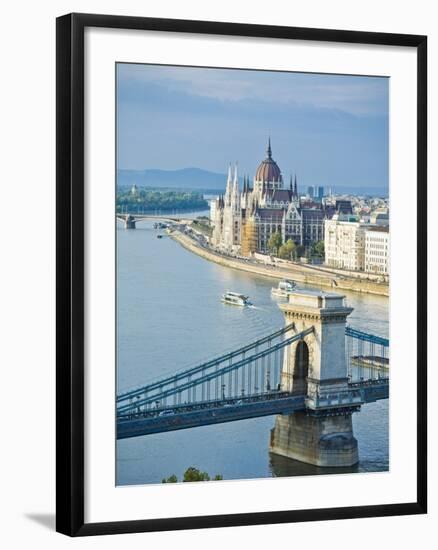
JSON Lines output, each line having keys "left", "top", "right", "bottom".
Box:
{"left": 255, "top": 139, "right": 282, "bottom": 182}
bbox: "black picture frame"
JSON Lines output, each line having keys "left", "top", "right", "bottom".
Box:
{"left": 56, "top": 12, "right": 427, "bottom": 536}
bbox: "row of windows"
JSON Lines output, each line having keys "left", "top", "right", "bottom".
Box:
{"left": 366, "top": 243, "right": 388, "bottom": 249}
{"left": 365, "top": 264, "right": 388, "bottom": 273}
{"left": 366, "top": 257, "right": 388, "bottom": 264}
{"left": 366, "top": 250, "right": 388, "bottom": 257}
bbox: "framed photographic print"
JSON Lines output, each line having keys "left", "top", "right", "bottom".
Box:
{"left": 56, "top": 13, "right": 427, "bottom": 536}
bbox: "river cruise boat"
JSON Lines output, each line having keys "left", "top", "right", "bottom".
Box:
{"left": 221, "top": 291, "right": 252, "bottom": 307}
{"left": 271, "top": 279, "right": 297, "bottom": 298}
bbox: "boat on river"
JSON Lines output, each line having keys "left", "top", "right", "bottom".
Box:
{"left": 221, "top": 291, "right": 252, "bottom": 307}
{"left": 271, "top": 279, "right": 297, "bottom": 298}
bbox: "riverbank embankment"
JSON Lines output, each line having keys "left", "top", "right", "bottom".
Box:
{"left": 170, "top": 231, "right": 389, "bottom": 297}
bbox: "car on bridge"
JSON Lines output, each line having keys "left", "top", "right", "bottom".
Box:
{"left": 158, "top": 410, "right": 175, "bottom": 417}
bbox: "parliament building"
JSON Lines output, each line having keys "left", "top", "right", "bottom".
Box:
{"left": 211, "top": 140, "right": 334, "bottom": 256}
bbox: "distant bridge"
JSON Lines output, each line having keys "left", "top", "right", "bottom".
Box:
{"left": 116, "top": 213, "right": 194, "bottom": 229}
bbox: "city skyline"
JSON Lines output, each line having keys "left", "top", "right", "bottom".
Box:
{"left": 117, "top": 63, "right": 389, "bottom": 191}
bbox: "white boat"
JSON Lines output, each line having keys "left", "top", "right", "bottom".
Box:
{"left": 221, "top": 291, "right": 252, "bottom": 307}
{"left": 271, "top": 279, "right": 297, "bottom": 297}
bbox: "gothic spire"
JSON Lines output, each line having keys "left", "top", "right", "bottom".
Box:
{"left": 267, "top": 137, "right": 272, "bottom": 159}
{"left": 232, "top": 163, "right": 239, "bottom": 195}
{"left": 225, "top": 163, "right": 232, "bottom": 202}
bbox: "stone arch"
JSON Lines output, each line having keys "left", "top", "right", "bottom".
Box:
{"left": 292, "top": 340, "right": 309, "bottom": 395}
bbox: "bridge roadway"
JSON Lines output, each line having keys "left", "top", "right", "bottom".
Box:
{"left": 116, "top": 213, "right": 194, "bottom": 224}
{"left": 117, "top": 379, "right": 389, "bottom": 440}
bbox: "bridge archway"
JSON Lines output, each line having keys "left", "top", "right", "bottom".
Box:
{"left": 292, "top": 340, "right": 309, "bottom": 396}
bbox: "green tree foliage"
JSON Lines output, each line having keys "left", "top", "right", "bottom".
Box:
{"left": 278, "top": 244, "right": 288, "bottom": 259}
{"left": 311, "top": 240, "right": 325, "bottom": 258}
{"left": 161, "top": 467, "right": 223, "bottom": 483}
{"left": 161, "top": 474, "right": 178, "bottom": 483}
{"left": 183, "top": 467, "right": 210, "bottom": 482}
{"left": 116, "top": 188, "right": 207, "bottom": 213}
{"left": 192, "top": 217, "right": 213, "bottom": 237}
{"left": 278, "top": 239, "right": 296, "bottom": 260}
{"left": 296, "top": 244, "right": 306, "bottom": 258}
{"left": 267, "top": 232, "right": 282, "bottom": 255}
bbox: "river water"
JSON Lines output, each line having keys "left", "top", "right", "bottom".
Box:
{"left": 116, "top": 212, "right": 389, "bottom": 485}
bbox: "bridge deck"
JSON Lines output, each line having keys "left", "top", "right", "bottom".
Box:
{"left": 118, "top": 394, "right": 306, "bottom": 439}
{"left": 117, "top": 380, "right": 389, "bottom": 440}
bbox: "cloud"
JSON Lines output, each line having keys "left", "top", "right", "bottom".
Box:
{"left": 117, "top": 63, "right": 388, "bottom": 117}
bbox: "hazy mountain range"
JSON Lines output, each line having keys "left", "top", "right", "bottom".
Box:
{"left": 117, "top": 167, "right": 388, "bottom": 197}
{"left": 117, "top": 167, "right": 228, "bottom": 192}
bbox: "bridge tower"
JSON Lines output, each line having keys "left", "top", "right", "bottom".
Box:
{"left": 270, "top": 289, "right": 359, "bottom": 467}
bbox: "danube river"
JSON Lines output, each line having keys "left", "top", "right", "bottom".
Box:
{"left": 116, "top": 213, "right": 389, "bottom": 485}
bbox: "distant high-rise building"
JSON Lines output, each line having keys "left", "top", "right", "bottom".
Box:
{"left": 306, "top": 185, "right": 324, "bottom": 200}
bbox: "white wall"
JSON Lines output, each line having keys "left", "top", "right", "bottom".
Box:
{"left": 0, "top": 0, "right": 435, "bottom": 548}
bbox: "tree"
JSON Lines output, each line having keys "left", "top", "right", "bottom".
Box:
{"left": 116, "top": 188, "right": 208, "bottom": 213}
{"left": 296, "top": 244, "right": 306, "bottom": 258}
{"left": 278, "top": 244, "right": 288, "bottom": 259}
{"left": 183, "top": 467, "right": 210, "bottom": 482}
{"left": 161, "top": 474, "right": 178, "bottom": 483}
{"left": 278, "top": 239, "right": 296, "bottom": 260}
{"left": 312, "top": 240, "right": 325, "bottom": 258}
{"left": 267, "top": 232, "right": 282, "bottom": 255}
{"left": 161, "top": 467, "right": 223, "bottom": 483}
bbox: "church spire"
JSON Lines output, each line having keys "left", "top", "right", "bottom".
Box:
{"left": 267, "top": 137, "right": 272, "bottom": 159}
{"left": 225, "top": 163, "right": 232, "bottom": 204}
{"left": 294, "top": 174, "right": 298, "bottom": 198}
{"left": 227, "top": 163, "right": 232, "bottom": 184}
{"left": 232, "top": 163, "right": 239, "bottom": 195}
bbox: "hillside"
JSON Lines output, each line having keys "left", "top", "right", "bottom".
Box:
{"left": 117, "top": 167, "right": 230, "bottom": 192}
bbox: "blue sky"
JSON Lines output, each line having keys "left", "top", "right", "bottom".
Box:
{"left": 117, "top": 63, "right": 388, "bottom": 190}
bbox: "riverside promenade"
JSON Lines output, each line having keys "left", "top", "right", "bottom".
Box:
{"left": 170, "top": 230, "right": 389, "bottom": 297}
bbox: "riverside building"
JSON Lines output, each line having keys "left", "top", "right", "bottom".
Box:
{"left": 364, "top": 227, "right": 390, "bottom": 275}
{"left": 325, "top": 215, "right": 389, "bottom": 275}
{"left": 211, "top": 140, "right": 333, "bottom": 255}
{"left": 324, "top": 216, "right": 366, "bottom": 271}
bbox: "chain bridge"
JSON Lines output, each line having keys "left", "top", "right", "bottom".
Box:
{"left": 117, "top": 289, "right": 388, "bottom": 467}
{"left": 117, "top": 320, "right": 388, "bottom": 441}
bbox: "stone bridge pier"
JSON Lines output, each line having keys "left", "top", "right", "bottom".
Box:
{"left": 124, "top": 215, "right": 136, "bottom": 229}
{"left": 269, "top": 289, "right": 359, "bottom": 467}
